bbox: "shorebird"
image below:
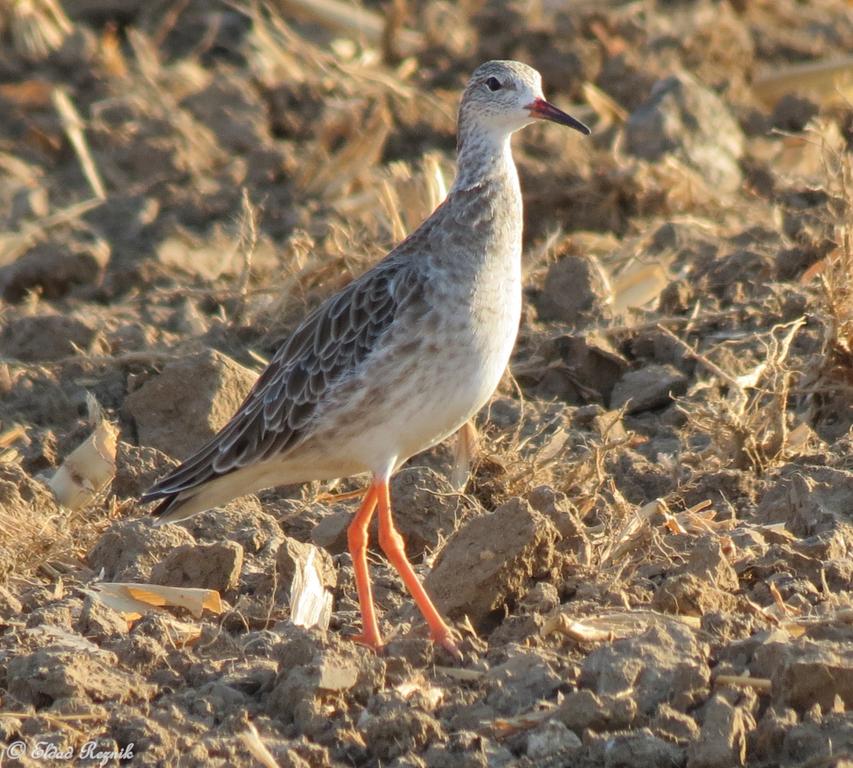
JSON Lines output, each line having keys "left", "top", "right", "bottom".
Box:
{"left": 142, "top": 60, "right": 589, "bottom": 655}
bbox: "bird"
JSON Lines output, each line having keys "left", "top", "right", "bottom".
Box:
{"left": 141, "top": 60, "right": 590, "bottom": 656}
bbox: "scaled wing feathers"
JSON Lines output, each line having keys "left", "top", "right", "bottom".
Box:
{"left": 142, "top": 261, "right": 420, "bottom": 502}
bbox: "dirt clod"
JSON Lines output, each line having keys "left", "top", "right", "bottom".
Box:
{"left": 610, "top": 363, "right": 689, "bottom": 413}
{"left": 151, "top": 540, "right": 243, "bottom": 592}
{"left": 688, "top": 694, "right": 752, "bottom": 768}
{"left": 425, "top": 498, "right": 558, "bottom": 626}
{"left": 537, "top": 251, "right": 610, "bottom": 326}
{"left": 125, "top": 349, "right": 257, "bottom": 460}
{"left": 625, "top": 71, "right": 745, "bottom": 193}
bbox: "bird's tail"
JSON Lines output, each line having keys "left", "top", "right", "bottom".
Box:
{"left": 142, "top": 450, "right": 277, "bottom": 525}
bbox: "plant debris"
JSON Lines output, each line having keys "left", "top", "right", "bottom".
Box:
{"left": 0, "top": 0, "right": 852, "bottom": 765}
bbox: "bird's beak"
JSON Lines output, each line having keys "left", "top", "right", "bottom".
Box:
{"left": 526, "top": 97, "right": 590, "bottom": 135}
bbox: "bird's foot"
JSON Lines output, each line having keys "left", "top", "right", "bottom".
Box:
{"left": 351, "top": 631, "right": 386, "bottom": 655}
{"left": 431, "top": 626, "right": 463, "bottom": 662}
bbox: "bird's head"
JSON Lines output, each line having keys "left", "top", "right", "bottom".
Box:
{"left": 458, "top": 60, "right": 590, "bottom": 142}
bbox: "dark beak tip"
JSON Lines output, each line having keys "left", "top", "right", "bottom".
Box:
{"left": 528, "top": 97, "right": 591, "bottom": 136}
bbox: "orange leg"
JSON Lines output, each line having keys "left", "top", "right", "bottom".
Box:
{"left": 346, "top": 484, "right": 383, "bottom": 651}
{"left": 375, "top": 479, "right": 460, "bottom": 657}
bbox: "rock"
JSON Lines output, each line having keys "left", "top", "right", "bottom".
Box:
{"left": 151, "top": 540, "right": 244, "bottom": 592}
{"left": 687, "top": 694, "right": 752, "bottom": 768}
{"left": 0, "top": 584, "right": 23, "bottom": 617}
{"left": 773, "top": 639, "right": 853, "bottom": 712}
{"left": 580, "top": 622, "right": 709, "bottom": 714}
{"left": 316, "top": 655, "right": 359, "bottom": 692}
{"left": 750, "top": 706, "right": 798, "bottom": 764}
{"left": 390, "top": 466, "right": 476, "bottom": 557}
{"left": 526, "top": 720, "right": 582, "bottom": 762}
{"left": 520, "top": 581, "right": 559, "bottom": 614}
{"left": 537, "top": 252, "right": 610, "bottom": 326}
{"left": 276, "top": 537, "right": 337, "bottom": 591}
{"left": 125, "top": 349, "right": 258, "bottom": 460}
{"left": 654, "top": 536, "right": 740, "bottom": 617}
{"left": 610, "top": 364, "right": 688, "bottom": 413}
{"left": 0, "top": 234, "right": 110, "bottom": 302}
{"left": 424, "top": 498, "right": 559, "bottom": 626}
{"left": 268, "top": 632, "right": 383, "bottom": 727}
{"left": 0, "top": 314, "right": 104, "bottom": 362}
{"left": 484, "top": 652, "right": 563, "bottom": 715}
{"left": 525, "top": 485, "right": 590, "bottom": 561}
{"left": 363, "top": 707, "right": 444, "bottom": 763}
{"left": 77, "top": 595, "right": 128, "bottom": 641}
{"left": 112, "top": 442, "right": 179, "bottom": 501}
{"left": 556, "top": 689, "right": 637, "bottom": 733}
{"left": 534, "top": 332, "right": 628, "bottom": 404}
{"left": 625, "top": 72, "right": 745, "bottom": 194}
{"left": 586, "top": 729, "right": 684, "bottom": 768}
{"left": 310, "top": 505, "right": 351, "bottom": 554}
{"left": 178, "top": 496, "right": 282, "bottom": 555}
{"left": 88, "top": 518, "right": 195, "bottom": 581}
{"left": 653, "top": 703, "right": 701, "bottom": 745}
{"left": 755, "top": 465, "right": 853, "bottom": 536}
{"left": 7, "top": 645, "right": 147, "bottom": 706}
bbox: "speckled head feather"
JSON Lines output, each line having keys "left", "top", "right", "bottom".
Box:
{"left": 457, "top": 60, "right": 589, "bottom": 149}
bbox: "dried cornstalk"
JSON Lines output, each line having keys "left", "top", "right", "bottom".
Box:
{"left": 239, "top": 722, "right": 280, "bottom": 768}
{"left": 48, "top": 398, "right": 117, "bottom": 511}
{"left": 52, "top": 87, "right": 106, "bottom": 200}
{"left": 754, "top": 56, "right": 853, "bottom": 107}
{"left": 6, "top": 0, "right": 72, "bottom": 60}
{"left": 273, "top": 0, "right": 424, "bottom": 57}
{"left": 89, "top": 582, "right": 223, "bottom": 620}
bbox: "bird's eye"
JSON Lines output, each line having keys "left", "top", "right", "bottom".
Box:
{"left": 485, "top": 77, "right": 502, "bottom": 92}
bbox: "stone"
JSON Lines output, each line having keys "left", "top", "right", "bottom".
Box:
{"left": 653, "top": 703, "right": 701, "bottom": 745}
{"left": 687, "top": 694, "right": 751, "bottom": 768}
{"left": 483, "top": 652, "right": 563, "bottom": 716}
{"left": 586, "top": 729, "right": 683, "bottom": 768}
{"left": 625, "top": 72, "right": 745, "bottom": 194}
{"left": 276, "top": 537, "right": 337, "bottom": 591}
{"left": 111, "top": 442, "right": 179, "bottom": 501}
{"left": 537, "top": 252, "right": 610, "bottom": 326}
{"left": 151, "top": 540, "right": 244, "bottom": 592}
{"left": 0, "top": 314, "right": 103, "bottom": 362}
{"left": 580, "top": 622, "right": 710, "bottom": 714}
{"left": 390, "top": 466, "right": 476, "bottom": 557}
{"left": 88, "top": 518, "right": 195, "bottom": 582}
{"left": 610, "top": 363, "right": 688, "bottom": 413}
{"left": 556, "top": 689, "right": 637, "bottom": 733}
{"left": 526, "top": 720, "right": 582, "bottom": 762}
{"left": 0, "top": 234, "right": 110, "bottom": 302}
{"left": 7, "top": 645, "right": 148, "bottom": 706}
{"left": 425, "top": 498, "right": 559, "bottom": 626}
{"left": 125, "top": 349, "right": 257, "bottom": 460}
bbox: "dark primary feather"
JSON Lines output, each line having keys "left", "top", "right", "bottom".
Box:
{"left": 142, "top": 258, "right": 423, "bottom": 514}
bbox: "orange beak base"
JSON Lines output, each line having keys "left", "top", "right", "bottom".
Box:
{"left": 527, "top": 97, "right": 590, "bottom": 135}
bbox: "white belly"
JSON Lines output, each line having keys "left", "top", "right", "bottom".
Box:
{"left": 356, "top": 265, "right": 523, "bottom": 471}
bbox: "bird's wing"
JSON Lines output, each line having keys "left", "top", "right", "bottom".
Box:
{"left": 141, "top": 258, "right": 423, "bottom": 503}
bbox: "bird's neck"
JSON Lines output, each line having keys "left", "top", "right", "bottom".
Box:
{"left": 451, "top": 129, "right": 518, "bottom": 193}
